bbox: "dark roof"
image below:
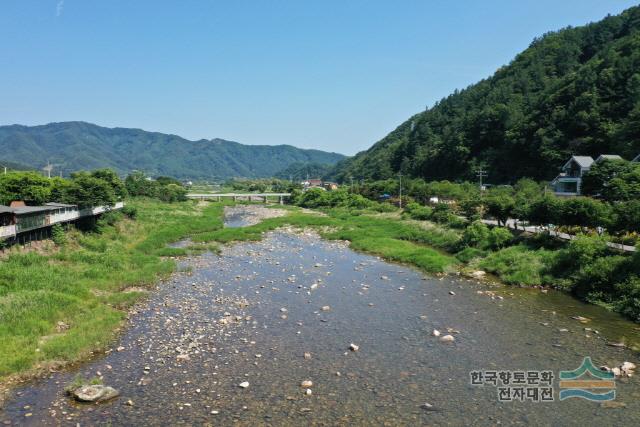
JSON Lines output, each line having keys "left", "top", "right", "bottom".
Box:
{"left": 568, "top": 156, "right": 595, "bottom": 168}
{"left": 12, "top": 206, "right": 56, "bottom": 215}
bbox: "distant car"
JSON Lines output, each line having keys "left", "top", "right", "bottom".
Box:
{"left": 379, "top": 194, "right": 391, "bottom": 200}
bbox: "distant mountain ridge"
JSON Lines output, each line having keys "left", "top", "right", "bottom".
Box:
{"left": 0, "top": 121, "right": 346, "bottom": 180}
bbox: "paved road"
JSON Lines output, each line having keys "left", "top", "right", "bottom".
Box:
{"left": 482, "top": 219, "right": 636, "bottom": 252}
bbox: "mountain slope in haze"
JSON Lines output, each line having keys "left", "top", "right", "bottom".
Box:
{"left": 274, "top": 162, "right": 336, "bottom": 181}
{"left": 0, "top": 122, "right": 346, "bottom": 180}
{"left": 0, "top": 159, "right": 33, "bottom": 172}
{"left": 334, "top": 6, "right": 640, "bottom": 183}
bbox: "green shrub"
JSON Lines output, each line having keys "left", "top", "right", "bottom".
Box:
{"left": 455, "top": 247, "right": 487, "bottom": 263}
{"left": 431, "top": 203, "right": 453, "bottom": 223}
{"left": 446, "top": 214, "right": 467, "bottom": 229}
{"left": 488, "top": 227, "right": 513, "bottom": 249}
{"left": 121, "top": 205, "right": 138, "bottom": 219}
{"left": 462, "top": 221, "right": 490, "bottom": 248}
{"left": 51, "top": 224, "right": 67, "bottom": 246}
{"left": 551, "top": 235, "right": 609, "bottom": 276}
{"left": 404, "top": 202, "right": 433, "bottom": 220}
{"left": 613, "top": 277, "right": 640, "bottom": 322}
{"left": 478, "top": 246, "right": 550, "bottom": 286}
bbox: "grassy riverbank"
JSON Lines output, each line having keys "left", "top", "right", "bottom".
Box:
{"left": 0, "top": 199, "right": 225, "bottom": 382}
{"left": 194, "top": 208, "right": 460, "bottom": 274}
{"left": 200, "top": 201, "right": 640, "bottom": 323}
{"left": 2, "top": 198, "right": 636, "bottom": 384}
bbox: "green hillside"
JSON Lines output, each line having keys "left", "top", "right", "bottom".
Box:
{"left": 0, "top": 121, "right": 345, "bottom": 180}
{"left": 334, "top": 6, "right": 640, "bottom": 183}
{"left": 0, "top": 159, "right": 33, "bottom": 172}
{"left": 274, "top": 162, "right": 335, "bottom": 181}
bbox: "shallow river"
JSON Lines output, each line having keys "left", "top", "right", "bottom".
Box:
{"left": 1, "top": 207, "right": 639, "bottom": 426}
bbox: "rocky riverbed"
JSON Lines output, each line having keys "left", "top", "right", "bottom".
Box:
{"left": 1, "top": 206, "right": 639, "bottom": 426}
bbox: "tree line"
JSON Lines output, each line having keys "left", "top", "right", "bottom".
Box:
{"left": 0, "top": 169, "right": 188, "bottom": 208}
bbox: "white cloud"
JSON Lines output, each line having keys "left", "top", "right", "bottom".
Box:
{"left": 56, "top": 0, "right": 64, "bottom": 17}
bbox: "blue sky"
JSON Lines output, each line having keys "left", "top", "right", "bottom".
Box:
{"left": 1, "top": 1, "right": 638, "bottom": 155}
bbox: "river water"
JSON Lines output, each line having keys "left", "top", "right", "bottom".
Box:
{"left": 1, "top": 206, "right": 639, "bottom": 426}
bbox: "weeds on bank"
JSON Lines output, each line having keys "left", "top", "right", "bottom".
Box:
{"left": 0, "top": 199, "right": 224, "bottom": 379}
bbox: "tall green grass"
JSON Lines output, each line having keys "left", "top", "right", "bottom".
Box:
{"left": 0, "top": 199, "right": 224, "bottom": 379}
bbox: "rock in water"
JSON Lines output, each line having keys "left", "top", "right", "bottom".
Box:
{"left": 239, "top": 381, "right": 250, "bottom": 388}
{"left": 72, "top": 385, "right": 120, "bottom": 403}
{"left": 432, "top": 329, "right": 441, "bottom": 337}
{"left": 439, "top": 335, "right": 455, "bottom": 343}
{"left": 300, "top": 380, "right": 313, "bottom": 388}
{"left": 349, "top": 343, "right": 359, "bottom": 352}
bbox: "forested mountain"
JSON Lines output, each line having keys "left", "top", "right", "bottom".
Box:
{"left": 274, "top": 162, "right": 335, "bottom": 181}
{"left": 334, "top": 6, "right": 640, "bottom": 183}
{"left": 0, "top": 122, "right": 345, "bottom": 180}
{"left": 0, "top": 159, "right": 33, "bottom": 172}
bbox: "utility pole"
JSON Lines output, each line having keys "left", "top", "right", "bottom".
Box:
{"left": 476, "top": 169, "right": 488, "bottom": 197}
{"left": 398, "top": 173, "right": 403, "bottom": 209}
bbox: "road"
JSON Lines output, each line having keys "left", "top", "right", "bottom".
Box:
{"left": 482, "top": 219, "right": 636, "bottom": 252}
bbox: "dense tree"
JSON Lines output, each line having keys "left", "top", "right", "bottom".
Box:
{"left": 66, "top": 172, "right": 117, "bottom": 208}
{"left": 557, "top": 197, "right": 612, "bottom": 229}
{"left": 334, "top": 6, "right": 640, "bottom": 184}
{"left": 90, "top": 169, "right": 128, "bottom": 200}
{"left": 0, "top": 172, "right": 51, "bottom": 205}
{"left": 523, "top": 196, "right": 561, "bottom": 227}
{"left": 611, "top": 200, "right": 640, "bottom": 233}
{"left": 485, "top": 189, "right": 515, "bottom": 226}
{"left": 125, "top": 171, "right": 158, "bottom": 198}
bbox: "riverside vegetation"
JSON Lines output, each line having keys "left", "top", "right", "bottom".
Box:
{"left": 1, "top": 180, "right": 639, "bottom": 386}
{"left": 0, "top": 199, "right": 226, "bottom": 382}
{"left": 280, "top": 188, "right": 640, "bottom": 322}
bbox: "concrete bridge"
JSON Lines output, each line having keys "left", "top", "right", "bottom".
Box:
{"left": 187, "top": 193, "right": 291, "bottom": 204}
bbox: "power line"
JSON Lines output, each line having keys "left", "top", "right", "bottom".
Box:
{"left": 398, "top": 173, "right": 403, "bottom": 209}
{"left": 476, "top": 169, "right": 488, "bottom": 197}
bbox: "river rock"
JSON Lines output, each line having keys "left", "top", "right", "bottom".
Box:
{"left": 239, "top": 381, "right": 250, "bottom": 388}
{"left": 470, "top": 271, "right": 486, "bottom": 279}
{"left": 621, "top": 361, "right": 636, "bottom": 374}
{"left": 72, "top": 385, "right": 120, "bottom": 403}
{"left": 349, "top": 343, "right": 359, "bottom": 352}
{"left": 321, "top": 306, "right": 331, "bottom": 312}
{"left": 301, "top": 380, "right": 313, "bottom": 388}
{"left": 571, "top": 316, "right": 590, "bottom": 323}
{"left": 439, "top": 335, "right": 455, "bottom": 343}
{"left": 432, "top": 329, "right": 441, "bottom": 337}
